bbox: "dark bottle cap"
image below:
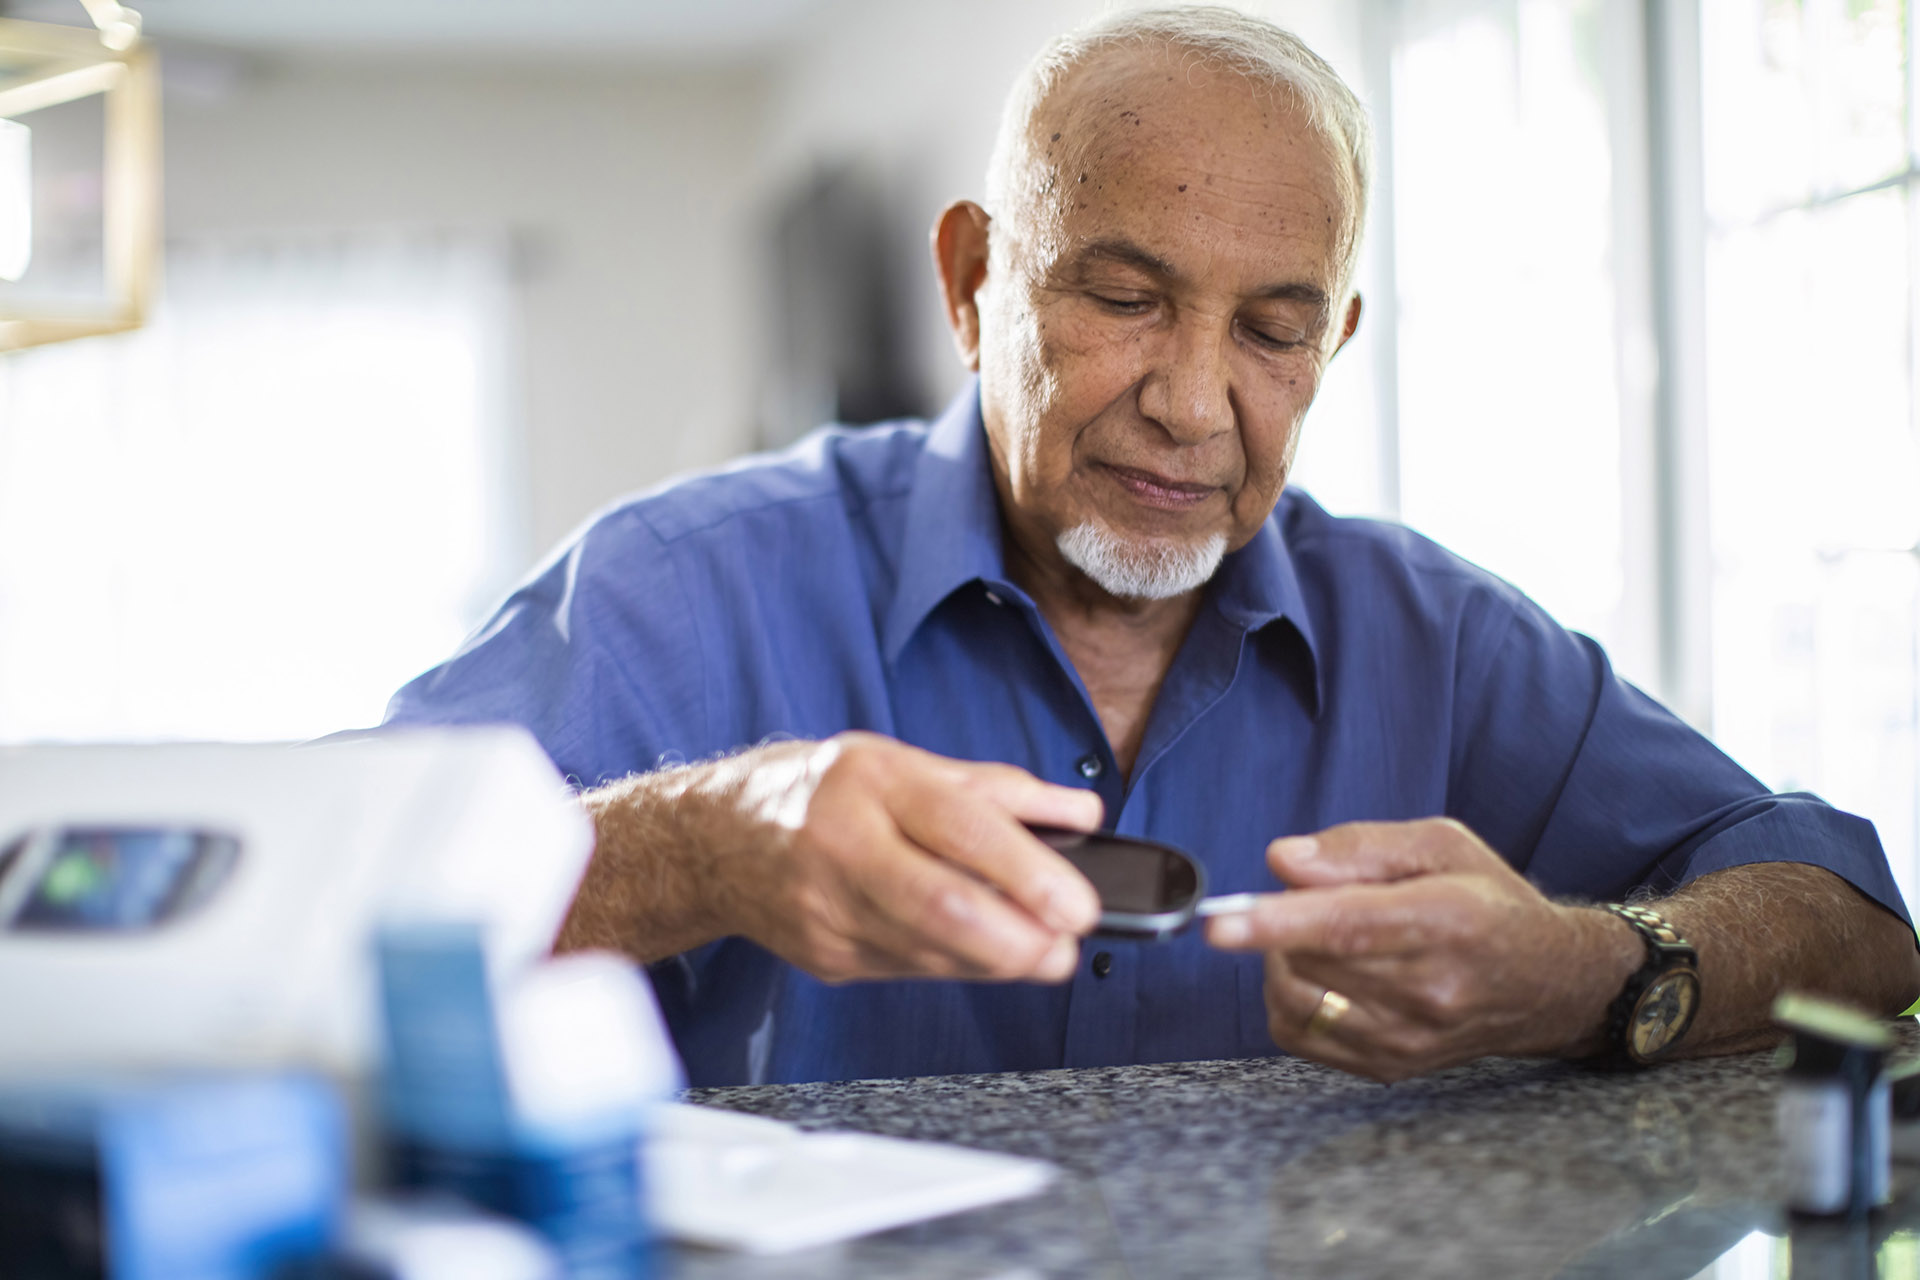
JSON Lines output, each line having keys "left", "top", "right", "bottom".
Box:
{"left": 1889, "top": 1058, "right": 1920, "bottom": 1121}
{"left": 1773, "top": 993, "right": 1893, "bottom": 1078}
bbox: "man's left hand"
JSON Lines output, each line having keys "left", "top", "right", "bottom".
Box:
{"left": 1205, "top": 819, "right": 1634, "bottom": 1081}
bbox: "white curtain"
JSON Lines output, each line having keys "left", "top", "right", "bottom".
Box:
{"left": 0, "top": 230, "right": 521, "bottom": 742}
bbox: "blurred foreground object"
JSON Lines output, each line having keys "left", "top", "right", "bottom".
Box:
{"left": 0, "top": 0, "right": 156, "bottom": 350}
{"left": 0, "top": 1072, "right": 346, "bottom": 1280}
{"left": 1774, "top": 991, "right": 1896, "bottom": 1220}
{"left": 336, "top": 1197, "right": 561, "bottom": 1280}
{"left": 0, "top": 728, "right": 593, "bottom": 1094}
{"left": 377, "top": 929, "right": 679, "bottom": 1278}
{"left": 0, "top": 728, "right": 1055, "bottom": 1268}
{"left": 374, "top": 923, "right": 1054, "bottom": 1262}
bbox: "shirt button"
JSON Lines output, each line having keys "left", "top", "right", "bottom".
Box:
{"left": 1091, "top": 950, "right": 1113, "bottom": 978}
{"left": 1076, "top": 754, "right": 1103, "bottom": 780}
{"left": 984, "top": 589, "right": 1005, "bottom": 606}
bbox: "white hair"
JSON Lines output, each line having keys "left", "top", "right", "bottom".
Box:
{"left": 1058, "top": 520, "right": 1229, "bottom": 600}
{"left": 985, "top": 5, "right": 1374, "bottom": 286}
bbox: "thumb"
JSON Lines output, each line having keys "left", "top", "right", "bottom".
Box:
{"left": 1268, "top": 818, "right": 1489, "bottom": 887}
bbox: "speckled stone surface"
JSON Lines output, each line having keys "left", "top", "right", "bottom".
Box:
{"left": 663, "top": 1022, "right": 1920, "bottom": 1279}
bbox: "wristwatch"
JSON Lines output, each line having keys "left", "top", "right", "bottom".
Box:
{"left": 1598, "top": 903, "right": 1700, "bottom": 1065}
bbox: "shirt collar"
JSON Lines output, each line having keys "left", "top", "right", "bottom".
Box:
{"left": 882, "top": 385, "right": 1008, "bottom": 663}
{"left": 883, "top": 381, "right": 1322, "bottom": 712}
{"left": 1211, "top": 505, "right": 1323, "bottom": 716}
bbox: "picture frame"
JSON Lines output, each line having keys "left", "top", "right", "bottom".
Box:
{"left": 0, "top": 15, "right": 157, "bottom": 352}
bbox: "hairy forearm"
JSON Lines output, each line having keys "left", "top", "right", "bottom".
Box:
{"left": 551, "top": 733, "right": 1101, "bottom": 984}
{"left": 554, "top": 767, "right": 728, "bottom": 962}
{"left": 554, "top": 747, "right": 808, "bottom": 963}
{"left": 1630, "top": 861, "right": 1920, "bottom": 1057}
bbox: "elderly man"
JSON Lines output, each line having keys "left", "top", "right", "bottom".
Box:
{"left": 388, "top": 7, "right": 1917, "bottom": 1086}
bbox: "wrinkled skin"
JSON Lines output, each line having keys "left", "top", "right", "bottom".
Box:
{"left": 939, "top": 52, "right": 1364, "bottom": 614}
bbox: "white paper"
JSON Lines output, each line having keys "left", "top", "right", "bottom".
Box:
{"left": 645, "top": 1102, "right": 1057, "bottom": 1254}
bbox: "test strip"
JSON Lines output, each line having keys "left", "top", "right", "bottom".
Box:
{"left": 1192, "top": 893, "right": 1260, "bottom": 917}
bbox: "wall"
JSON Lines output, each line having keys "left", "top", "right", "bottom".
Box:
{"left": 159, "top": 55, "right": 772, "bottom": 562}
{"left": 151, "top": 2, "right": 1379, "bottom": 565}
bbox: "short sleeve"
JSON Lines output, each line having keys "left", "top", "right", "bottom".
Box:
{"left": 383, "top": 507, "right": 709, "bottom": 789}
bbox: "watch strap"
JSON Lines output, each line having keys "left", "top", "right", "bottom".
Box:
{"left": 1602, "top": 902, "right": 1693, "bottom": 954}
{"left": 1598, "top": 902, "right": 1699, "bottom": 1065}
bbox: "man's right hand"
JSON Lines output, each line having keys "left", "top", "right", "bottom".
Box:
{"left": 561, "top": 732, "right": 1106, "bottom": 984}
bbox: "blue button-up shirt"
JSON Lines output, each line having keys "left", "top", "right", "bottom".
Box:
{"left": 387, "top": 385, "right": 1909, "bottom": 1086}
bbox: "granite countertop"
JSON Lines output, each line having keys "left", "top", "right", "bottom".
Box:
{"left": 666, "top": 1022, "right": 1920, "bottom": 1279}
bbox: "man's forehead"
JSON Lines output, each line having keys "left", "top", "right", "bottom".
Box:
{"left": 1035, "top": 48, "right": 1335, "bottom": 171}
{"left": 1019, "top": 49, "right": 1355, "bottom": 287}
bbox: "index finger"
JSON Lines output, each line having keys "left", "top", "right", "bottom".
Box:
{"left": 941, "top": 757, "right": 1106, "bottom": 834}
{"left": 1203, "top": 880, "right": 1446, "bottom": 957}
{"left": 1267, "top": 818, "right": 1496, "bottom": 889}
{"left": 896, "top": 762, "right": 1103, "bottom": 935}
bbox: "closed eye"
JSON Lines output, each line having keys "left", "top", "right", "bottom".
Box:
{"left": 1240, "top": 321, "right": 1303, "bottom": 351}
{"left": 1090, "top": 293, "right": 1153, "bottom": 314}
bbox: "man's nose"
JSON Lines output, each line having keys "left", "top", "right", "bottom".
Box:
{"left": 1138, "top": 317, "right": 1234, "bottom": 444}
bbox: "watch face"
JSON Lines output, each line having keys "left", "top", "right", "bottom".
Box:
{"left": 1630, "top": 970, "right": 1701, "bottom": 1061}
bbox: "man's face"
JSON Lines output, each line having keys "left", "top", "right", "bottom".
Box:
{"left": 968, "top": 54, "right": 1361, "bottom": 597}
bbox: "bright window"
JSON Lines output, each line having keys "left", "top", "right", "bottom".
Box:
{"left": 0, "top": 232, "right": 519, "bottom": 742}
{"left": 1700, "top": 0, "right": 1920, "bottom": 909}
{"left": 1373, "top": 0, "right": 1920, "bottom": 904}
{"left": 1386, "top": 0, "right": 1638, "bottom": 671}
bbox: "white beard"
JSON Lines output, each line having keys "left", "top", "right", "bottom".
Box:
{"left": 1056, "top": 520, "right": 1228, "bottom": 601}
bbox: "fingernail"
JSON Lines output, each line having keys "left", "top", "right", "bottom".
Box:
{"left": 1273, "top": 836, "right": 1318, "bottom": 862}
{"left": 1209, "top": 913, "right": 1251, "bottom": 947}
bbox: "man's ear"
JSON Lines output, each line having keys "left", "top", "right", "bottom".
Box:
{"left": 931, "top": 200, "right": 993, "bottom": 372}
{"left": 1331, "top": 292, "right": 1363, "bottom": 357}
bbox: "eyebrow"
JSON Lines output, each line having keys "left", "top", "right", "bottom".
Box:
{"left": 1073, "top": 237, "right": 1333, "bottom": 312}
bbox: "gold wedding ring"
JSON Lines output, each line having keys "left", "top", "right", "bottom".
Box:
{"left": 1306, "top": 988, "right": 1352, "bottom": 1037}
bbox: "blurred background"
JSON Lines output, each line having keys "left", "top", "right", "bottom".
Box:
{"left": 0, "top": 0, "right": 1914, "bottom": 906}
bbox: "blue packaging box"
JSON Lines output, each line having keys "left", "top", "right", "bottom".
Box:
{"left": 0, "top": 1073, "right": 346, "bottom": 1280}
{"left": 375, "top": 924, "right": 651, "bottom": 1280}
